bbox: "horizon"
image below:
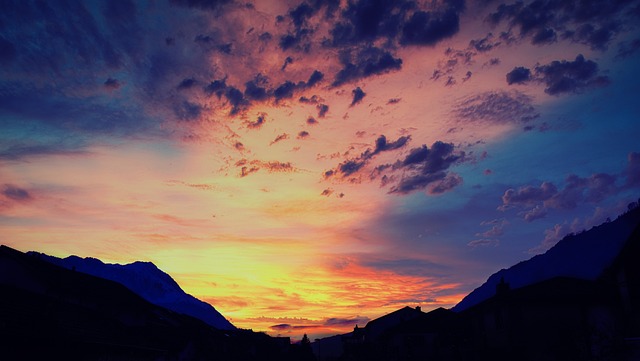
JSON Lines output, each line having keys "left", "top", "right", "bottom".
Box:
{"left": 2, "top": 0, "right": 640, "bottom": 341}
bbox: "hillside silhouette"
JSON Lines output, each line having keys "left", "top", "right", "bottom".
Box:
{"left": 30, "top": 252, "right": 235, "bottom": 330}
{"left": 0, "top": 245, "right": 307, "bottom": 360}
{"left": 312, "top": 204, "right": 640, "bottom": 361}
{"left": 2, "top": 204, "right": 639, "bottom": 360}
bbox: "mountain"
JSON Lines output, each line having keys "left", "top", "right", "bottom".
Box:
{"left": 30, "top": 252, "right": 235, "bottom": 330}
{"left": 0, "top": 245, "right": 294, "bottom": 360}
{"left": 453, "top": 204, "right": 640, "bottom": 312}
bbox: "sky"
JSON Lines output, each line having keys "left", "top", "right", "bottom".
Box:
{"left": 1, "top": 0, "right": 640, "bottom": 341}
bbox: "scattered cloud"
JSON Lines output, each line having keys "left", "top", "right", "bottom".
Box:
{"left": 350, "top": 87, "right": 366, "bottom": 106}
{"left": 453, "top": 91, "right": 538, "bottom": 124}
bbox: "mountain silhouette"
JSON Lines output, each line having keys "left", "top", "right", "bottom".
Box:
{"left": 0, "top": 245, "right": 296, "bottom": 360}
{"left": 453, "top": 203, "right": 640, "bottom": 311}
{"left": 29, "top": 252, "right": 235, "bottom": 330}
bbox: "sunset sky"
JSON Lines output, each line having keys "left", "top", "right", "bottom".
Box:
{"left": 1, "top": 0, "right": 640, "bottom": 340}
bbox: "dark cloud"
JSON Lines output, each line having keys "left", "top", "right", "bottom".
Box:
{"left": 173, "top": 101, "right": 202, "bottom": 121}
{"left": 617, "top": 38, "right": 640, "bottom": 58}
{"left": 177, "top": 78, "right": 197, "bottom": 90}
{"left": 501, "top": 182, "right": 558, "bottom": 207}
{"left": 338, "top": 159, "right": 367, "bottom": 176}
{"left": 169, "top": 0, "right": 231, "bottom": 11}
{"left": 324, "top": 316, "right": 370, "bottom": 327}
{"left": 297, "top": 131, "right": 310, "bottom": 139}
{"left": 2, "top": 184, "right": 32, "bottom": 201}
{"left": 299, "top": 95, "right": 320, "bottom": 104}
{"left": 247, "top": 113, "right": 266, "bottom": 129}
{"left": 317, "top": 104, "right": 329, "bottom": 118}
{"left": 531, "top": 27, "right": 557, "bottom": 45}
{"left": 0, "top": 85, "right": 157, "bottom": 136}
{"left": 103, "top": 78, "right": 121, "bottom": 90}
{"left": 350, "top": 87, "right": 366, "bottom": 106}
{"left": 306, "top": 117, "right": 318, "bottom": 125}
{"left": 333, "top": 46, "right": 402, "bottom": 86}
{"left": 274, "top": 81, "right": 296, "bottom": 102}
{"left": 225, "top": 86, "right": 246, "bottom": 115}
{"left": 244, "top": 75, "right": 270, "bottom": 101}
{"left": 204, "top": 79, "right": 227, "bottom": 98}
{"left": 327, "top": 0, "right": 408, "bottom": 46}
{"left": 454, "top": 91, "right": 538, "bottom": 124}
{"left": 400, "top": 9, "right": 460, "bottom": 46}
{"left": 328, "top": 135, "right": 411, "bottom": 179}
{"left": 0, "top": 143, "right": 86, "bottom": 161}
{"left": 387, "top": 141, "right": 465, "bottom": 195}
{"left": 534, "top": 54, "right": 609, "bottom": 95}
{"left": 498, "top": 155, "right": 640, "bottom": 221}
{"left": 305, "top": 70, "right": 324, "bottom": 88}
{"left": 469, "top": 33, "right": 501, "bottom": 52}
{"left": 506, "top": 66, "right": 532, "bottom": 85}
{"left": 486, "top": 0, "right": 635, "bottom": 50}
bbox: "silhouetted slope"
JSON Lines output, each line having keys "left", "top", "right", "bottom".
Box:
{"left": 0, "top": 245, "right": 294, "bottom": 361}
{"left": 31, "top": 252, "right": 235, "bottom": 330}
{"left": 453, "top": 205, "right": 640, "bottom": 312}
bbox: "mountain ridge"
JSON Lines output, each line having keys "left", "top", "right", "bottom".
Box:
{"left": 453, "top": 203, "right": 640, "bottom": 312}
{"left": 30, "top": 252, "right": 236, "bottom": 330}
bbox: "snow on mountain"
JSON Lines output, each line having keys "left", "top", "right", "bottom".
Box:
{"left": 31, "top": 253, "right": 236, "bottom": 330}
{"left": 453, "top": 206, "right": 640, "bottom": 312}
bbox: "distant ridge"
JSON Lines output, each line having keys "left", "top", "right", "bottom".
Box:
{"left": 453, "top": 204, "right": 640, "bottom": 312}
{"left": 31, "top": 252, "right": 235, "bottom": 330}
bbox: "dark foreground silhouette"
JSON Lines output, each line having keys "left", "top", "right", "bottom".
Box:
{"left": 0, "top": 245, "right": 314, "bottom": 361}
{"left": 313, "top": 204, "right": 640, "bottom": 361}
{"left": 1, "top": 204, "right": 639, "bottom": 360}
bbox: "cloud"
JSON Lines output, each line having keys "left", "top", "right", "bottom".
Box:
{"left": 467, "top": 239, "right": 500, "bottom": 248}
{"left": 274, "top": 81, "right": 296, "bottom": 102}
{"left": 317, "top": 104, "right": 329, "bottom": 118}
{"left": 469, "top": 33, "right": 501, "bottom": 52}
{"left": 534, "top": 54, "right": 610, "bottom": 95}
{"left": 247, "top": 113, "right": 267, "bottom": 129}
{"left": 453, "top": 91, "right": 538, "bottom": 124}
{"left": 305, "top": 70, "right": 324, "bottom": 88}
{"left": 169, "top": 0, "right": 231, "bottom": 12}
{"left": 506, "top": 66, "right": 532, "bottom": 84}
{"left": 501, "top": 182, "right": 558, "bottom": 208}
{"left": 173, "top": 101, "right": 202, "bottom": 121}
{"left": 324, "top": 316, "right": 370, "bottom": 327}
{"left": 350, "top": 87, "right": 366, "bottom": 106}
{"left": 387, "top": 141, "right": 465, "bottom": 195}
{"left": 486, "top": 0, "right": 635, "bottom": 50}
{"left": 499, "top": 153, "right": 640, "bottom": 222}
{"left": 297, "top": 131, "right": 310, "bottom": 139}
{"left": 617, "top": 38, "right": 640, "bottom": 59}
{"left": 333, "top": 46, "right": 402, "bottom": 86}
{"left": 270, "top": 133, "right": 289, "bottom": 145}
{"left": 235, "top": 159, "right": 297, "bottom": 177}
{"left": 244, "top": 75, "right": 270, "bottom": 101}
{"left": 0, "top": 143, "right": 87, "bottom": 161}
{"left": 2, "top": 184, "right": 32, "bottom": 201}
{"left": 327, "top": 135, "right": 411, "bottom": 179}
{"left": 104, "top": 77, "right": 121, "bottom": 90}
{"left": 400, "top": 9, "right": 460, "bottom": 46}
{"left": 523, "top": 205, "right": 547, "bottom": 222}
